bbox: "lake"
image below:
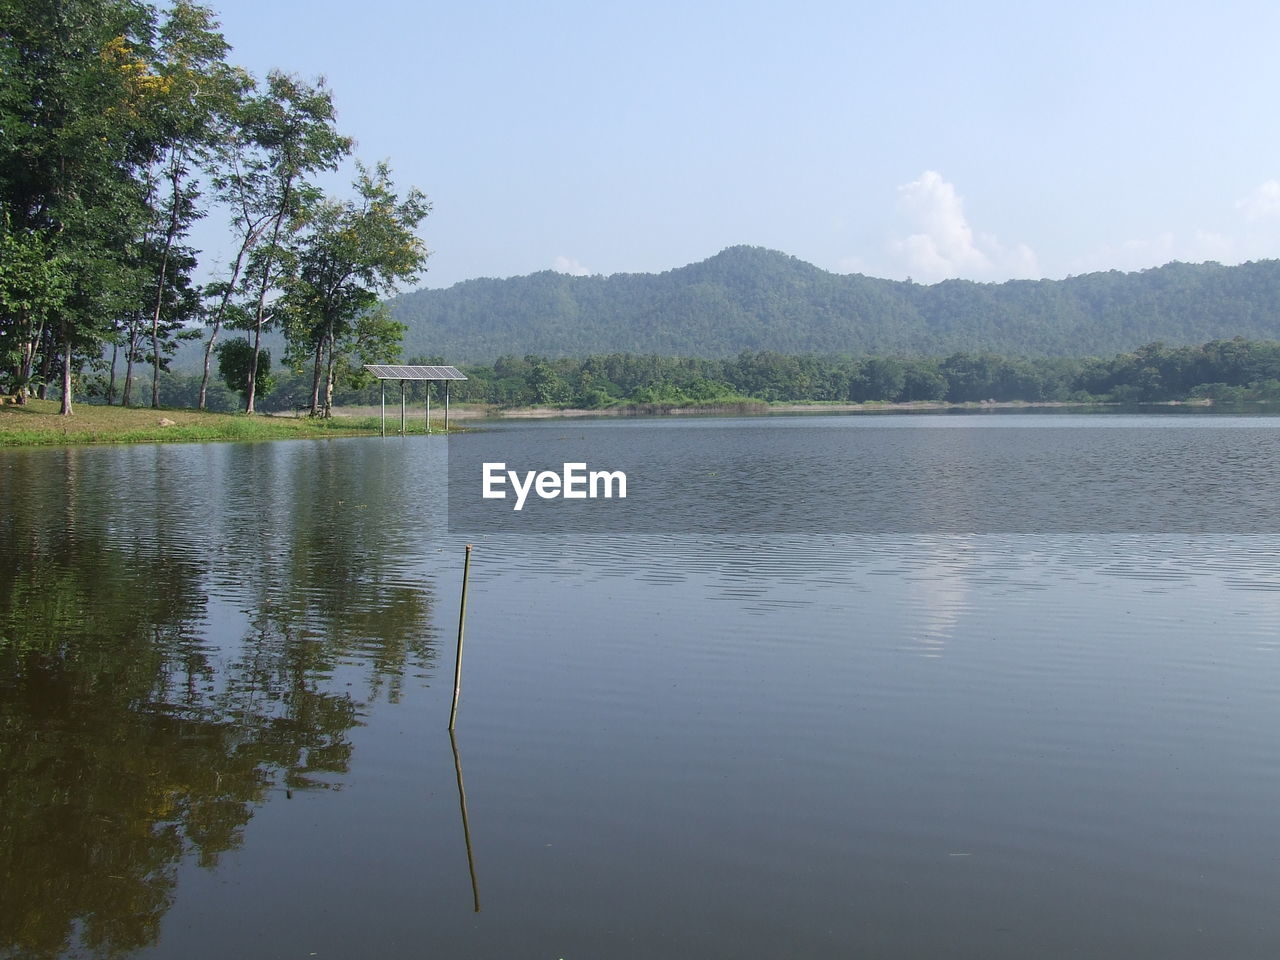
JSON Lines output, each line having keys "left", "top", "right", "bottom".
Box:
{"left": 3, "top": 411, "right": 1280, "bottom": 959}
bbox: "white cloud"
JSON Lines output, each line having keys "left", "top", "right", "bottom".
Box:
{"left": 888, "top": 171, "right": 1039, "bottom": 282}
{"left": 552, "top": 255, "right": 591, "bottom": 276}
{"left": 1237, "top": 180, "right": 1280, "bottom": 221}
{"left": 1064, "top": 180, "right": 1280, "bottom": 276}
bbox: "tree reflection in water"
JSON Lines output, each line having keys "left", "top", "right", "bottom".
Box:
{"left": 0, "top": 448, "right": 437, "bottom": 959}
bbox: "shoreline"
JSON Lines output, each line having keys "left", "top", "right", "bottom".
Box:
{"left": 452, "top": 397, "right": 1214, "bottom": 420}
{"left": 0, "top": 395, "right": 1228, "bottom": 448}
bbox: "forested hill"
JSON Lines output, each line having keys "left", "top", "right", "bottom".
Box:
{"left": 388, "top": 246, "right": 1280, "bottom": 361}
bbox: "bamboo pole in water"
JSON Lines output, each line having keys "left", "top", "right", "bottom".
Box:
{"left": 448, "top": 544, "right": 472, "bottom": 730}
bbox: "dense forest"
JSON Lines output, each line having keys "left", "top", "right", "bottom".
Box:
{"left": 150, "top": 337, "right": 1280, "bottom": 413}
{"left": 0, "top": 0, "right": 428, "bottom": 416}
{"left": 406, "top": 338, "right": 1280, "bottom": 408}
{"left": 389, "top": 246, "right": 1280, "bottom": 361}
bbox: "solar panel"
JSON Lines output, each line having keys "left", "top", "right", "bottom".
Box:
{"left": 363, "top": 364, "right": 467, "bottom": 380}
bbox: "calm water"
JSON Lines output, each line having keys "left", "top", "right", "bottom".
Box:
{"left": 3, "top": 412, "right": 1280, "bottom": 959}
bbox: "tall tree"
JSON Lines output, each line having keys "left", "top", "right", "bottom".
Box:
{"left": 234, "top": 71, "right": 350, "bottom": 414}
{"left": 281, "top": 161, "right": 429, "bottom": 417}
{"left": 135, "top": 0, "right": 243, "bottom": 408}
{"left": 197, "top": 87, "right": 274, "bottom": 410}
{"left": 0, "top": 0, "right": 162, "bottom": 414}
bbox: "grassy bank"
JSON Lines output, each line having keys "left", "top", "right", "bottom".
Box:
{"left": 0, "top": 399, "right": 448, "bottom": 447}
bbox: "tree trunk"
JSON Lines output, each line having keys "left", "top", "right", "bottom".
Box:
{"left": 14, "top": 345, "right": 29, "bottom": 401}
{"left": 308, "top": 341, "right": 324, "bottom": 416}
{"left": 59, "top": 327, "right": 72, "bottom": 416}
{"left": 151, "top": 293, "right": 167, "bottom": 407}
{"left": 246, "top": 182, "right": 293, "bottom": 414}
{"left": 198, "top": 330, "right": 218, "bottom": 411}
{"left": 149, "top": 327, "right": 162, "bottom": 407}
{"left": 122, "top": 321, "right": 139, "bottom": 407}
{"left": 150, "top": 152, "right": 183, "bottom": 409}
{"left": 199, "top": 258, "right": 245, "bottom": 410}
{"left": 246, "top": 317, "right": 263, "bottom": 413}
{"left": 107, "top": 342, "right": 118, "bottom": 405}
{"left": 37, "top": 350, "right": 53, "bottom": 400}
{"left": 15, "top": 314, "right": 43, "bottom": 406}
{"left": 323, "top": 330, "right": 336, "bottom": 419}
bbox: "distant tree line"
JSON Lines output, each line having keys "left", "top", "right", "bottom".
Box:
{"left": 0, "top": 0, "right": 427, "bottom": 416}
{"left": 139, "top": 337, "right": 1279, "bottom": 412}
{"left": 438, "top": 339, "right": 1280, "bottom": 407}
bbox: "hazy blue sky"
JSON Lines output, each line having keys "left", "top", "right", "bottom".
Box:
{"left": 200, "top": 0, "right": 1280, "bottom": 289}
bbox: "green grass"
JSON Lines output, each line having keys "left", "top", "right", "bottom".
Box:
{"left": 0, "top": 399, "right": 454, "bottom": 447}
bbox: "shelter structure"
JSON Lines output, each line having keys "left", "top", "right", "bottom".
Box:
{"left": 363, "top": 364, "right": 468, "bottom": 436}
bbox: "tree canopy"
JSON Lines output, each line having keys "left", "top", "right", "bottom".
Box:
{"left": 0, "top": 0, "right": 427, "bottom": 415}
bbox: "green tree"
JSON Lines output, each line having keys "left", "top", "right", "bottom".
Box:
{"left": 526, "top": 358, "right": 568, "bottom": 404}
{"left": 900, "top": 360, "right": 948, "bottom": 400}
{"left": 196, "top": 70, "right": 284, "bottom": 410}
{"left": 850, "top": 357, "right": 906, "bottom": 401}
{"left": 281, "top": 161, "right": 429, "bottom": 417}
{"left": 216, "top": 336, "right": 271, "bottom": 402}
{"left": 134, "top": 0, "right": 242, "bottom": 408}
{"left": 0, "top": 0, "right": 161, "bottom": 414}
{"left": 0, "top": 229, "right": 71, "bottom": 401}
{"left": 234, "top": 71, "right": 351, "bottom": 414}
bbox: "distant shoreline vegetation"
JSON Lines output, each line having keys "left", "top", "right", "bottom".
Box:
{"left": 116, "top": 337, "right": 1280, "bottom": 414}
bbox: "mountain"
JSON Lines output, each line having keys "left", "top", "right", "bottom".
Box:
{"left": 386, "top": 246, "right": 1280, "bottom": 361}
